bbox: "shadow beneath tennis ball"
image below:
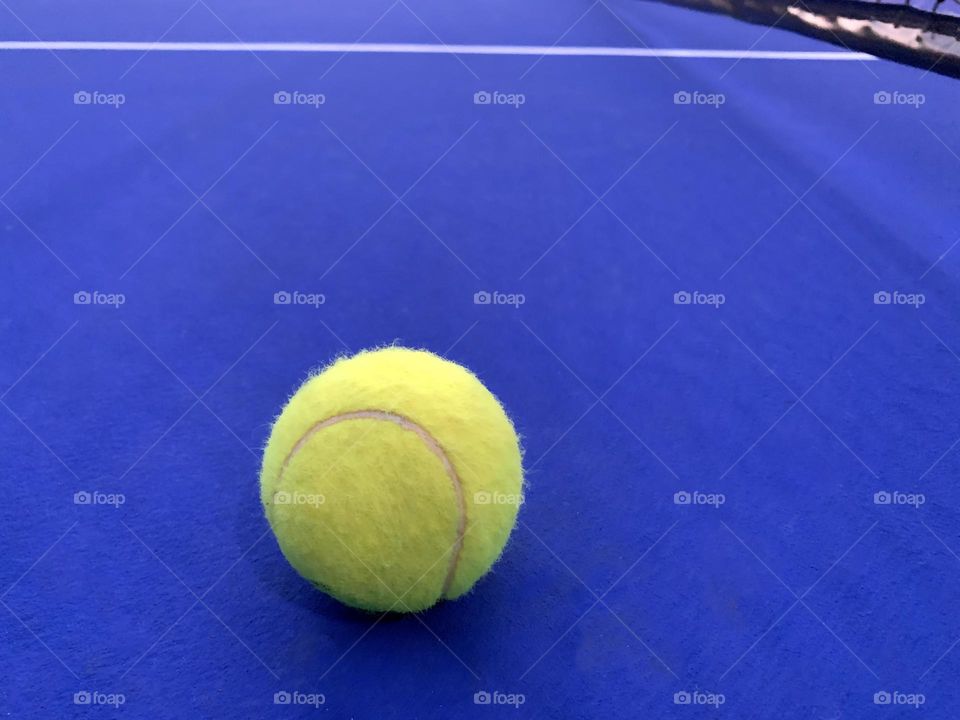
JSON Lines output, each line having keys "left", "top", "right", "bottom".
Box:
{"left": 310, "top": 594, "right": 413, "bottom": 624}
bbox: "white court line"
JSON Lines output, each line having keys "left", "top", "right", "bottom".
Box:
{"left": 0, "top": 40, "right": 876, "bottom": 60}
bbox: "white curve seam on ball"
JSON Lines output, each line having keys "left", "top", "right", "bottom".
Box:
{"left": 277, "top": 410, "right": 467, "bottom": 599}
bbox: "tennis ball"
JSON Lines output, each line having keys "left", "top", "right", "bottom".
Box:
{"left": 260, "top": 347, "right": 523, "bottom": 613}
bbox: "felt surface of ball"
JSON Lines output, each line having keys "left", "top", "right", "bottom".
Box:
{"left": 260, "top": 347, "right": 524, "bottom": 612}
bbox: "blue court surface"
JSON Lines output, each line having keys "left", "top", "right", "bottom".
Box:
{"left": 2, "top": 0, "right": 959, "bottom": 718}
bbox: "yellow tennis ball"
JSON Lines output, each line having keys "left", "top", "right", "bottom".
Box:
{"left": 260, "top": 347, "right": 524, "bottom": 613}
